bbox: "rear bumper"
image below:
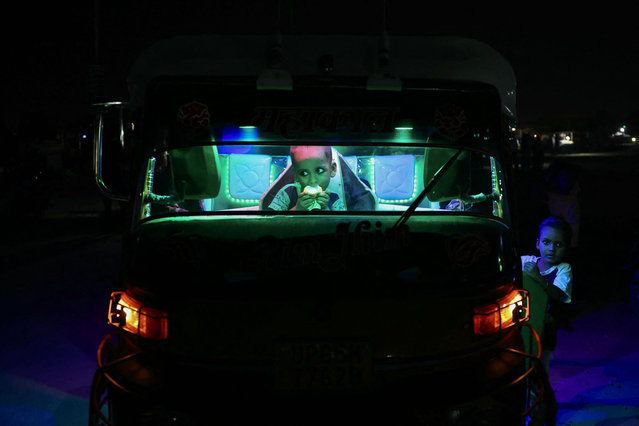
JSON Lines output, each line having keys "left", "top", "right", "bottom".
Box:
{"left": 90, "top": 326, "right": 545, "bottom": 425}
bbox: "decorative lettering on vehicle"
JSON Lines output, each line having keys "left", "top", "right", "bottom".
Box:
{"left": 434, "top": 103, "right": 468, "bottom": 140}
{"left": 177, "top": 101, "right": 210, "bottom": 130}
{"left": 336, "top": 221, "right": 410, "bottom": 257}
{"left": 250, "top": 107, "right": 399, "bottom": 139}
{"left": 154, "top": 234, "right": 203, "bottom": 272}
{"left": 445, "top": 233, "right": 491, "bottom": 269}
{"left": 245, "top": 221, "right": 410, "bottom": 273}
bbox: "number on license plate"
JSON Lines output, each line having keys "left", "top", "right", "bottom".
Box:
{"left": 275, "top": 341, "right": 373, "bottom": 390}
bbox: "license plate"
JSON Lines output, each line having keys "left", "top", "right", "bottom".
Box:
{"left": 275, "top": 341, "right": 373, "bottom": 390}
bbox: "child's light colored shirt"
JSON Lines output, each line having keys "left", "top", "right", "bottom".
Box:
{"left": 521, "top": 255, "right": 572, "bottom": 303}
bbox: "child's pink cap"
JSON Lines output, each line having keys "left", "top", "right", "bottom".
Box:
{"left": 290, "top": 146, "right": 332, "bottom": 164}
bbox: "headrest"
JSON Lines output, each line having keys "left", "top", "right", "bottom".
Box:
{"left": 227, "top": 154, "right": 272, "bottom": 203}
{"left": 373, "top": 155, "right": 416, "bottom": 202}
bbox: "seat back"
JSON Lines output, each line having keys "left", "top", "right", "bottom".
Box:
{"left": 211, "top": 154, "right": 274, "bottom": 210}
{"left": 372, "top": 155, "right": 416, "bottom": 204}
{"left": 227, "top": 154, "right": 272, "bottom": 203}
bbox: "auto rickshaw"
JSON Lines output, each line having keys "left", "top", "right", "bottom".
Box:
{"left": 90, "top": 34, "right": 550, "bottom": 425}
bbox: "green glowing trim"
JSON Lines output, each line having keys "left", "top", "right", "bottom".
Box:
{"left": 225, "top": 192, "right": 260, "bottom": 204}
{"left": 369, "top": 157, "right": 418, "bottom": 204}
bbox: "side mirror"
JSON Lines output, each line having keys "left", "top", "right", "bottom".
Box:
{"left": 93, "top": 102, "right": 132, "bottom": 201}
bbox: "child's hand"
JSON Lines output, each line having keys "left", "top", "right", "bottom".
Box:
{"left": 296, "top": 185, "right": 325, "bottom": 210}
{"left": 523, "top": 261, "right": 545, "bottom": 283}
{"left": 296, "top": 193, "right": 316, "bottom": 210}
{"left": 316, "top": 191, "right": 330, "bottom": 210}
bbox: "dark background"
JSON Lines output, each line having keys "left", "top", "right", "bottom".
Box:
{"left": 2, "top": 3, "right": 639, "bottom": 425}
{"left": 3, "top": 1, "right": 638, "bottom": 139}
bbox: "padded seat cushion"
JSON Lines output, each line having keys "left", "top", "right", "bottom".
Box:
{"left": 373, "top": 155, "right": 415, "bottom": 202}
{"left": 228, "top": 154, "right": 272, "bottom": 201}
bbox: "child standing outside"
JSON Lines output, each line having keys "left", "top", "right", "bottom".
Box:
{"left": 267, "top": 146, "right": 345, "bottom": 211}
{"left": 521, "top": 216, "right": 573, "bottom": 373}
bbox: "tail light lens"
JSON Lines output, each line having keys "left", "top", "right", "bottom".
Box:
{"left": 473, "top": 289, "right": 529, "bottom": 335}
{"left": 108, "top": 292, "right": 168, "bottom": 340}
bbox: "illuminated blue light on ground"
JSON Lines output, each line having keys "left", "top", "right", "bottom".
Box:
{"left": 0, "top": 402, "right": 56, "bottom": 426}
{"left": 0, "top": 372, "right": 88, "bottom": 426}
{"left": 550, "top": 302, "right": 639, "bottom": 425}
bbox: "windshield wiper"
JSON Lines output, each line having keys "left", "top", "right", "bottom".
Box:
{"left": 393, "top": 148, "right": 463, "bottom": 229}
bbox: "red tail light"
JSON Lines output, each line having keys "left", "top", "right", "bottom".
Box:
{"left": 108, "top": 292, "right": 168, "bottom": 340}
{"left": 473, "top": 289, "right": 529, "bottom": 335}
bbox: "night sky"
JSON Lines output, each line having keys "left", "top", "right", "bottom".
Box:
{"left": 4, "top": 1, "right": 638, "bottom": 136}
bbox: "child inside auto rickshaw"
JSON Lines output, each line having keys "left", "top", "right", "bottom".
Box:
{"left": 521, "top": 216, "right": 573, "bottom": 373}
{"left": 266, "top": 145, "right": 346, "bottom": 211}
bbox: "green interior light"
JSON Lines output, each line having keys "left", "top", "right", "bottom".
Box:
{"left": 393, "top": 127, "right": 413, "bottom": 143}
